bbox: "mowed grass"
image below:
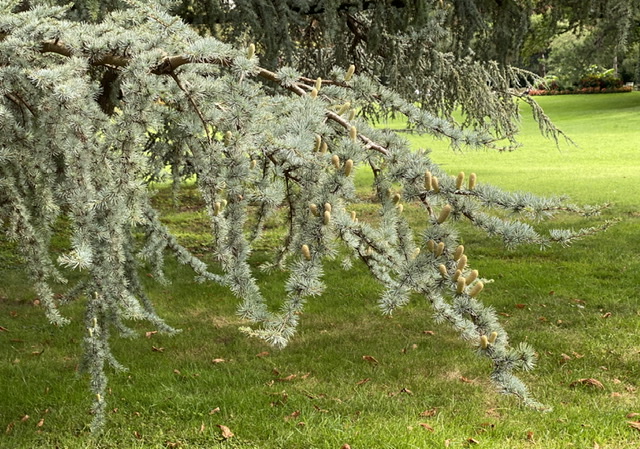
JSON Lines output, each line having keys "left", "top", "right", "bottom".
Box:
{"left": 1, "top": 93, "right": 639, "bottom": 448}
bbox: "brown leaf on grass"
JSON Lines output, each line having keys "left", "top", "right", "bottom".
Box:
{"left": 20, "top": 415, "right": 29, "bottom": 422}
{"left": 602, "top": 312, "right": 612, "bottom": 318}
{"left": 400, "top": 388, "right": 413, "bottom": 395}
{"left": 420, "top": 408, "right": 437, "bottom": 417}
{"left": 301, "top": 372, "right": 311, "bottom": 379}
{"left": 356, "top": 378, "right": 370, "bottom": 386}
{"left": 526, "top": 431, "right": 535, "bottom": 441}
{"left": 199, "top": 422, "right": 205, "bottom": 433}
{"left": 31, "top": 349, "right": 45, "bottom": 356}
{"left": 468, "top": 437, "right": 480, "bottom": 444}
{"left": 0, "top": 326, "right": 8, "bottom": 332}
{"left": 211, "top": 358, "right": 225, "bottom": 364}
{"left": 5, "top": 422, "right": 14, "bottom": 434}
{"left": 277, "top": 374, "right": 297, "bottom": 382}
{"left": 217, "top": 424, "right": 234, "bottom": 439}
{"left": 340, "top": 445, "right": 351, "bottom": 449}
{"left": 419, "top": 423, "right": 434, "bottom": 431}
{"left": 499, "top": 312, "right": 511, "bottom": 317}
{"left": 560, "top": 353, "right": 572, "bottom": 363}
{"left": 572, "top": 352, "right": 584, "bottom": 359}
{"left": 145, "top": 331, "right": 157, "bottom": 338}
{"left": 133, "top": 430, "right": 142, "bottom": 439}
{"left": 611, "top": 392, "right": 622, "bottom": 398}
{"left": 570, "top": 378, "right": 604, "bottom": 389}
{"left": 284, "top": 410, "right": 300, "bottom": 421}
{"left": 444, "top": 439, "right": 451, "bottom": 447}
{"left": 422, "top": 330, "right": 436, "bottom": 335}
{"left": 173, "top": 369, "right": 181, "bottom": 375}
{"left": 460, "top": 376, "right": 473, "bottom": 384}
{"left": 593, "top": 442, "right": 600, "bottom": 449}
{"left": 313, "top": 405, "right": 328, "bottom": 413}
{"left": 209, "top": 407, "right": 220, "bottom": 415}
{"left": 256, "top": 351, "right": 269, "bottom": 358}
{"left": 628, "top": 421, "right": 640, "bottom": 432}
{"left": 515, "top": 304, "right": 526, "bottom": 309}
{"left": 362, "top": 355, "right": 379, "bottom": 364}
{"left": 165, "top": 442, "right": 180, "bottom": 448}
{"left": 152, "top": 346, "right": 164, "bottom": 352}
{"left": 627, "top": 413, "right": 640, "bottom": 418}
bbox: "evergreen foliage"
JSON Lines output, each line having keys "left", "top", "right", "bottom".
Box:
{"left": 0, "top": 0, "right": 614, "bottom": 431}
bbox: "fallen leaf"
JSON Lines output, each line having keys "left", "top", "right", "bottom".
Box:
{"left": 199, "top": 422, "right": 205, "bottom": 433}
{"left": 613, "top": 378, "right": 622, "bottom": 384}
{"left": 0, "top": 326, "right": 8, "bottom": 332}
{"left": 313, "top": 405, "right": 328, "bottom": 413}
{"left": 400, "top": 387, "right": 413, "bottom": 395}
{"left": 301, "top": 372, "right": 311, "bottom": 379}
{"left": 515, "top": 304, "right": 526, "bottom": 309}
{"left": 499, "top": 312, "right": 511, "bottom": 317}
{"left": 340, "top": 445, "right": 351, "bottom": 449}
{"left": 628, "top": 421, "right": 640, "bottom": 432}
{"left": 627, "top": 413, "right": 640, "bottom": 418}
{"left": 420, "top": 408, "right": 437, "bottom": 417}
{"left": 602, "top": 312, "right": 612, "bottom": 318}
{"left": 285, "top": 410, "right": 300, "bottom": 421}
{"left": 572, "top": 352, "right": 584, "bottom": 359}
{"left": 31, "top": 349, "right": 44, "bottom": 356}
{"left": 560, "top": 353, "right": 572, "bottom": 362}
{"left": 211, "top": 358, "right": 226, "bottom": 364}
{"left": 593, "top": 442, "right": 600, "bottom": 449}
{"left": 152, "top": 346, "right": 164, "bottom": 352}
{"left": 611, "top": 392, "right": 622, "bottom": 398}
{"left": 165, "top": 442, "right": 180, "bottom": 448}
{"left": 173, "top": 369, "right": 181, "bottom": 375}
{"left": 277, "top": 374, "right": 297, "bottom": 382}
{"left": 20, "top": 415, "right": 29, "bottom": 422}
{"left": 209, "top": 407, "right": 220, "bottom": 415}
{"left": 444, "top": 439, "right": 451, "bottom": 447}
{"left": 526, "top": 430, "right": 534, "bottom": 441}
{"left": 460, "top": 376, "right": 473, "bottom": 384}
{"left": 419, "top": 423, "right": 434, "bottom": 431}
{"left": 145, "top": 331, "right": 157, "bottom": 338}
{"left": 5, "top": 422, "right": 14, "bottom": 434}
{"left": 570, "top": 378, "right": 604, "bottom": 389}
{"left": 133, "top": 430, "right": 142, "bottom": 439}
{"left": 217, "top": 424, "right": 234, "bottom": 439}
{"left": 10, "top": 311, "right": 18, "bottom": 317}
{"left": 297, "top": 422, "right": 305, "bottom": 427}
{"left": 468, "top": 437, "right": 480, "bottom": 444}
{"left": 362, "top": 355, "right": 379, "bottom": 364}
{"left": 422, "top": 330, "right": 436, "bottom": 335}
{"left": 256, "top": 351, "right": 269, "bottom": 358}
{"left": 356, "top": 378, "right": 370, "bottom": 386}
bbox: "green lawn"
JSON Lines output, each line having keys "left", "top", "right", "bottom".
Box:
{"left": 1, "top": 93, "right": 639, "bottom": 448}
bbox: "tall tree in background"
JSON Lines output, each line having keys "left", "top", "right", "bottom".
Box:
{"left": 0, "top": 0, "right": 617, "bottom": 431}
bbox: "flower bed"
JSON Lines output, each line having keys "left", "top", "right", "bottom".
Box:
{"left": 528, "top": 86, "right": 633, "bottom": 96}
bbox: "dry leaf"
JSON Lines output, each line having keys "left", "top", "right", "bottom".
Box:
{"left": 301, "top": 372, "right": 311, "bottom": 379}
{"left": 285, "top": 410, "right": 300, "bottom": 421}
{"left": 611, "top": 392, "right": 622, "bottom": 398}
{"left": 297, "top": 422, "right": 305, "bottom": 427}
{"left": 217, "top": 424, "right": 234, "bottom": 439}
{"left": 356, "top": 378, "right": 370, "bottom": 386}
{"left": 133, "top": 431, "right": 142, "bottom": 439}
{"left": 570, "top": 378, "right": 604, "bottom": 389}
{"left": 277, "top": 374, "right": 297, "bottom": 382}
{"left": 593, "top": 442, "right": 600, "bottom": 449}
{"left": 420, "top": 408, "right": 437, "bottom": 417}
{"left": 256, "top": 351, "right": 269, "bottom": 358}
{"left": 560, "top": 353, "right": 572, "bottom": 362}
{"left": 210, "top": 407, "right": 220, "bottom": 415}
{"left": 526, "top": 431, "right": 534, "bottom": 441}
{"left": 173, "top": 369, "right": 181, "bottom": 375}
{"left": 515, "top": 304, "right": 526, "bottom": 309}
{"left": 165, "top": 442, "right": 180, "bottom": 448}
{"left": 468, "top": 437, "right": 480, "bottom": 444}
{"left": 602, "top": 312, "right": 612, "bottom": 318}
{"left": 460, "top": 376, "right": 473, "bottom": 384}
{"left": 572, "top": 351, "right": 584, "bottom": 359}
{"left": 340, "top": 445, "right": 351, "bottom": 449}
{"left": 152, "top": 346, "right": 164, "bottom": 352}
{"left": 5, "top": 422, "right": 14, "bottom": 434}
{"left": 0, "top": 326, "right": 8, "bottom": 332}
{"left": 145, "top": 331, "right": 157, "bottom": 338}
{"left": 613, "top": 378, "right": 622, "bottom": 384}
{"left": 628, "top": 421, "right": 640, "bottom": 432}
{"left": 20, "top": 415, "right": 29, "bottom": 422}
{"left": 419, "top": 423, "right": 434, "bottom": 431}
{"left": 400, "top": 388, "right": 413, "bottom": 395}
{"left": 423, "top": 330, "right": 435, "bottom": 335}
{"left": 627, "top": 413, "right": 640, "bottom": 418}
{"left": 445, "top": 439, "right": 451, "bottom": 447}
{"left": 499, "top": 312, "right": 511, "bottom": 317}
{"left": 211, "top": 358, "right": 225, "bottom": 364}
{"left": 362, "top": 355, "right": 379, "bottom": 364}
{"left": 199, "top": 422, "right": 205, "bottom": 433}
{"left": 313, "top": 405, "right": 328, "bottom": 413}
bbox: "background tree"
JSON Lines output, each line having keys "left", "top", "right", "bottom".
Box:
{"left": 0, "top": 0, "right": 615, "bottom": 431}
